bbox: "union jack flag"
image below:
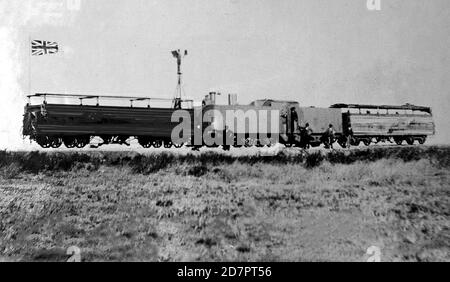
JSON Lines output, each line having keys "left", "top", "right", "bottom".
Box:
{"left": 31, "top": 40, "right": 59, "bottom": 56}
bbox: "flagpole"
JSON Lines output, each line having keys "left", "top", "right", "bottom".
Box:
{"left": 28, "top": 35, "right": 31, "bottom": 96}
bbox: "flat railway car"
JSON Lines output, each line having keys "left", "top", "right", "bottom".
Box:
{"left": 22, "top": 93, "right": 194, "bottom": 148}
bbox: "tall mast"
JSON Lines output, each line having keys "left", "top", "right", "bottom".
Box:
{"left": 171, "top": 49, "right": 188, "bottom": 109}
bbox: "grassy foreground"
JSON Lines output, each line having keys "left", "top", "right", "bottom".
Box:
{"left": 0, "top": 146, "right": 449, "bottom": 261}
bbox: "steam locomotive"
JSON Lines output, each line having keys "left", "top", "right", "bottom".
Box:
{"left": 22, "top": 92, "right": 435, "bottom": 149}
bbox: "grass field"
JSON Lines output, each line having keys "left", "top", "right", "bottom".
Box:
{"left": 0, "top": 146, "right": 449, "bottom": 261}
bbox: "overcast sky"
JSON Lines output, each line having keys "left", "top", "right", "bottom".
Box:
{"left": 1, "top": 0, "right": 449, "bottom": 148}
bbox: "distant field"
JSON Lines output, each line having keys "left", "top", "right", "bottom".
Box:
{"left": 0, "top": 146, "right": 449, "bottom": 261}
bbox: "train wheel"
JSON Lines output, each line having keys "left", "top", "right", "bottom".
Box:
{"left": 65, "top": 143, "right": 75, "bottom": 148}
{"left": 394, "top": 138, "right": 403, "bottom": 145}
{"left": 75, "top": 142, "right": 84, "bottom": 148}
{"left": 406, "top": 137, "right": 414, "bottom": 145}
{"left": 50, "top": 137, "right": 62, "bottom": 148}
{"left": 350, "top": 138, "right": 360, "bottom": 146}
{"left": 284, "top": 143, "right": 293, "bottom": 148}
{"left": 363, "top": 139, "right": 371, "bottom": 146}
{"left": 153, "top": 140, "right": 162, "bottom": 148}
{"left": 418, "top": 137, "right": 426, "bottom": 145}
{"left": 255, "top": 140, "right": 264, "bottom": 148}
{"left": 244, "top": 138, "right": 257, "bottom": 147}
{"left": 36, "top": 136, "right": 51, "bottom": 148}
{"left": 163, "top": 141, "right": 173, "bottom": 148}
{"left": 140, "top": 142, "right": 151, "bottom": 148}
{"left": 75, "top": 136, "right": 89, "bottom": 148}
{"left": 173, "top": 142, "right": 183, "bottom": 148}
{"left": 63, "top": 137, "right": 76, "bottom": 148}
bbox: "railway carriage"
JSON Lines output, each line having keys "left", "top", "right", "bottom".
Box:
{"left": 330, "top": 104, "right": 435, "bottom": 146}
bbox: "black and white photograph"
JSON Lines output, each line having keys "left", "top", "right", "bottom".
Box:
{"left": 0, "top": 0, "right": 449, "bottom": 267}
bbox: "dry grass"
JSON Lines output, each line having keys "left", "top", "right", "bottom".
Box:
{"left": 0, "top": 146, "right": 449, "bottom": 261}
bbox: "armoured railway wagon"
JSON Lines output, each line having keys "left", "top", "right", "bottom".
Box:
{"left": 22, "top": 93, "right": 435, "bottom": 149}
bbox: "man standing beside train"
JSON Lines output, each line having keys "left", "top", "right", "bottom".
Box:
{"left": 324, "top": 124, "right": 335, "bottom": 149}
{"left": 300, "top": 122, "right": 313, "bottom": 149}
{"left": 290, "top": 107, "right": 299, "bottom": 145}
{"left": 346, "top": 126, "right": 353, "bottom": 148}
